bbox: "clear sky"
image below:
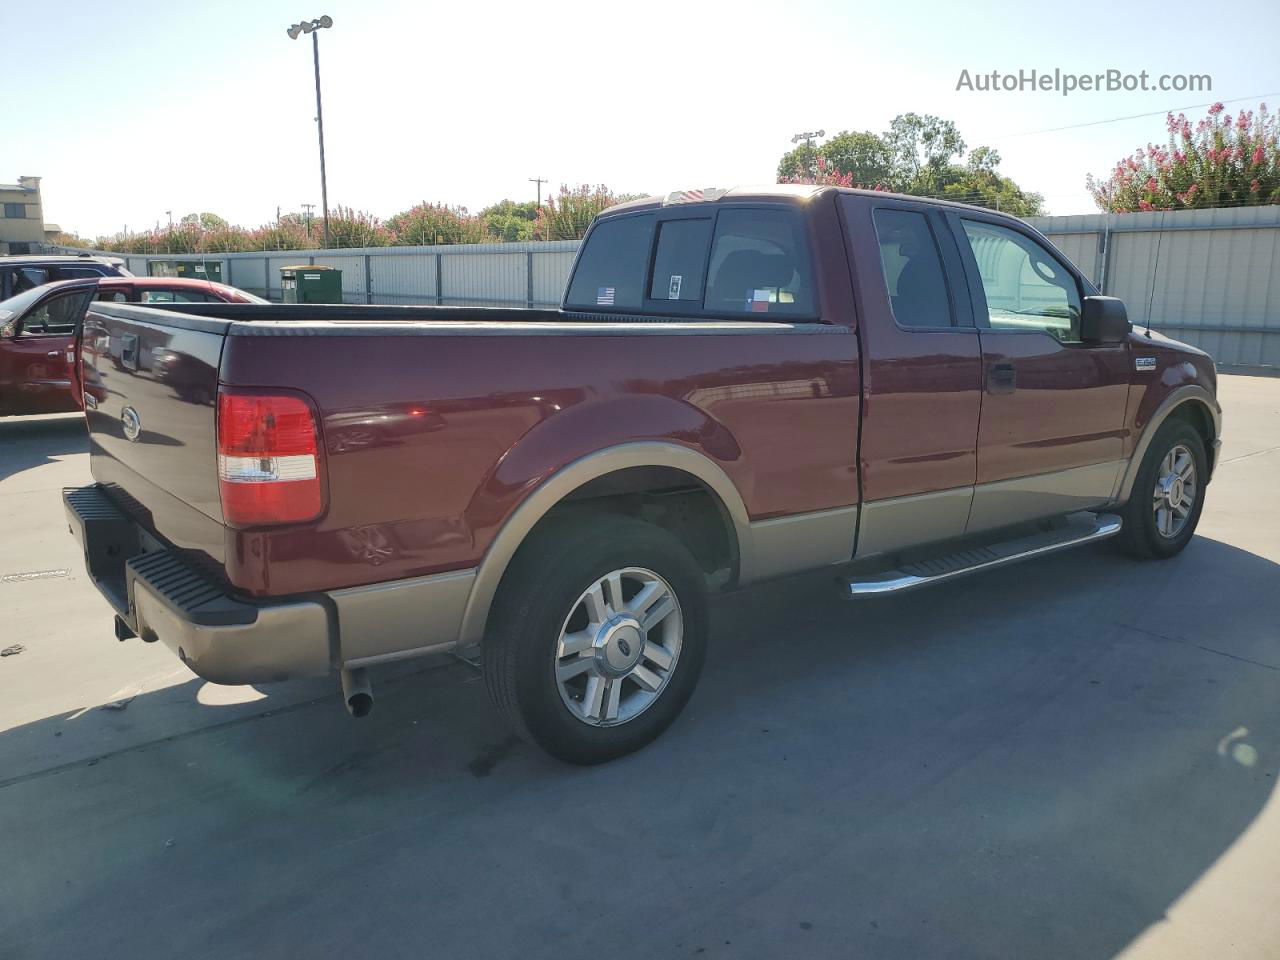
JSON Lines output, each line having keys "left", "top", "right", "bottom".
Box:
{"left": 5, "top": 0, "right": 1279, "bottom": 238}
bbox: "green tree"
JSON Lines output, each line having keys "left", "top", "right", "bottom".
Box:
{"left": 940, "top": 148, "right": 1045, "bottom": 216}
{"left": 776, "top": 117, "right": 1042, "bottom": 213}
{"left": 777, "top": 131, "right": 892, "bottom": 186}
{"left": 883, "top": 113, "right": 967, "bottom": 193}
{"left": 479, "top": 199, "right": 540, "bottom": 242}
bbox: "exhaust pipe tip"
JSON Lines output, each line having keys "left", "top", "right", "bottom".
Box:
{"left": 340, "top": 667, "right": 373, "bottom": 718}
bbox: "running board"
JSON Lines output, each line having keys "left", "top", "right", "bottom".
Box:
{"left": 844, "top": 512, "right": 1123, "bottom": 598}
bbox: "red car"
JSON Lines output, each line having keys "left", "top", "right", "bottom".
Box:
{"left": 0, "top": 276, "right": 264, "bottom": 416}
{"left": 64, "top": 186, "right": 1221, "bottom": 764}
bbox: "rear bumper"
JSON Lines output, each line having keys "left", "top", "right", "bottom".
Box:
{"left": 64, "top": 485, "right": 331, "bottom": 684}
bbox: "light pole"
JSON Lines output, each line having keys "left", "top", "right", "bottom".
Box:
{"left": 287, "top": 15, "right": 334, "bottom": 248}
{"left": 791, "top": 129, "right": 824, "bottom": 180}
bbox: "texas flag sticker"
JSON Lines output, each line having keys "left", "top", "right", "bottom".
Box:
{"left": 746, "top": 289, "right": 771, "bottom": 313}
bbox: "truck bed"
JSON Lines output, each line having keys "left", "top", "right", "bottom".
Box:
{"left": 80, "top": 300, "right": 860, "bottom": 603}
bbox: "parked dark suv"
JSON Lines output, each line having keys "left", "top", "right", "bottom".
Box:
{"left": 0, "top": 255, "right": 131, "bottom": 299}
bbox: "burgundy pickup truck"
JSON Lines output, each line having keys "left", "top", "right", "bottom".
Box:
{"left": 64, "top": 185, "right": 1221, "bottom": 764}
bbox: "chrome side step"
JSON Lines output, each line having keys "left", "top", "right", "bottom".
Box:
{"left": 844, "top": 512, "right": 1122, "bottom": 598}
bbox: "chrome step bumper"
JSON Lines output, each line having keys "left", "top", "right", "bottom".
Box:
{"left": 845, "top": 512, "right": 1123, "bottom": 598}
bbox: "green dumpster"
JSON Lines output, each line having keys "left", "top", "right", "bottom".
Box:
{"left": 280, "top": 264, "right": 342, "bottom": 304}
{"left": 147, "top": 259, "right": 224, "bottom": 282}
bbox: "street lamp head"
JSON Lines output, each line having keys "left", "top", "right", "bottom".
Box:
{"left": 287, "top": 17, "right": 331, "bottom": 39}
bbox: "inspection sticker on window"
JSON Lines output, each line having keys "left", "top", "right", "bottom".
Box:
{"left": 668, "top": 275, "right": 682, "bottom": 299}
{"left": 597, "top": 287, "right": 615, "bottom": 306}
{"left": 745, "top": 289, "right": 772, "bottom": 313}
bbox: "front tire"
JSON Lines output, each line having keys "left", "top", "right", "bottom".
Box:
{"left": 1115, "top": 418, "right": 1208, "bottom": 559}
{"left": 483, "top": 514, "right": 709, "bottom": 765}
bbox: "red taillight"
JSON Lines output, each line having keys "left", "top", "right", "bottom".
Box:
{"left": 217, "top": 391, "right": 323, "bottom": 527}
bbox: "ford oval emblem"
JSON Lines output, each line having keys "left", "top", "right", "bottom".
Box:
{"left": 121, "top": 406, "right": 142, "bottom": 442}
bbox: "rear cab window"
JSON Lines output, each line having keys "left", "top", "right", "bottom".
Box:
{"left": 565, "top": 204, "right": 815, "bottom": 319}
{"left": 564, "top": 214, "right": 655, "bottom": 310}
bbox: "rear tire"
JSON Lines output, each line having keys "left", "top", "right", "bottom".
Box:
{"left": 1114, "top": 418, "right": 1207, "bottom": 559}
{"left": 483, "top": 514, "right": 709, "bottom": 765}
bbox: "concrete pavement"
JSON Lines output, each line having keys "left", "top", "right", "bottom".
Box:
{"left": 1, "top": 375, "right": 1278, "bottom": 960}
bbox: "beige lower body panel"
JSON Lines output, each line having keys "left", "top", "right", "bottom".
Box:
{"left": 856, "top": 461, "right": 1125, "bottom": 560}
{"left": 966, "top": 461, "right": 1122, "bottom": 534}
{"left": 855, "top": 487, "right": 973, "bottom": 559}
{"left": 330, "top": 568, "right": 476, "bottom": 667}
{"left": 746, "top": 505, "right": 859, "bottom": 582}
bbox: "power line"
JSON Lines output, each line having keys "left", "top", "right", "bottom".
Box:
{"left": 1008, "top": 91, "right": 1280, "bottom": 137}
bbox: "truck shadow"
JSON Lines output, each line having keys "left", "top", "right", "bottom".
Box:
{"left": 0, "top": 535, "right": 1276, "bottom": 960}
{"left": 0, "top": 414, "right": 87, "bottom": 484}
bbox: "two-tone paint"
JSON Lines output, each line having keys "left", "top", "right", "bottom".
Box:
{"left": 70, "top": 185, "right": 1221, "bottom": 680}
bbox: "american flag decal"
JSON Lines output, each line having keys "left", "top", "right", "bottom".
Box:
{"left": 597, "top": 287, "right": 616, "bottom": 306}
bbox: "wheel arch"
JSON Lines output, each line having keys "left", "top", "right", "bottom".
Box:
{"left": 458, "top": 442, "right": 753, "bottom": 652}
{"left": 1116, "top": 385, "right": 1220, "bottom": 502}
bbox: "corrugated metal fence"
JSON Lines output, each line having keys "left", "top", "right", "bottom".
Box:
{"left": 1028, "top": 206, "right": 1280, "bottom": 367}
{"left": 64, "top": 205, "right": 1280, "bottom": 365}
{"left": 107, "top": 240, "right": 581, "bottom": 309}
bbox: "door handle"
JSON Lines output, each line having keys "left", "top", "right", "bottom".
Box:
{"left": 987, "top": 362, "right": 1016, "bottom": 394}
{"left": 47, "top": 350, "right": 61, "bottom": 358}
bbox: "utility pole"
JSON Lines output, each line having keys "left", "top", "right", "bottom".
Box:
{"left": 166, "top": 210, "right": 173, "bottom": 230}
{"left": 287, "top": 16, "right": 334, "bottom": 248}
{"left": 301, "top": 202, "right": 315, "bottom": 238}
{"left": 529, "top": 177, "right": 547, "bottom": 207}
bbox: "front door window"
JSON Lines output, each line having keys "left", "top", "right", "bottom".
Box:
{"left": 960, "top": 220, "right": 1081, "bottom": 341}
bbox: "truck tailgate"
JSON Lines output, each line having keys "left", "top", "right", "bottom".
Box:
{"left": 82, "top": 303, "right": 229, "bottom": 563}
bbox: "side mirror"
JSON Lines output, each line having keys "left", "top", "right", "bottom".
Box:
{"left": 1080, "top": 296, "right": 1131, "bottom": 344}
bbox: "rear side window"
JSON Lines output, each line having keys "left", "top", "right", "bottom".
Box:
{"left": 872, "top": 209, "right": 953, "bottom": 328}
{"left": 649, "top": 219, "right": 712, "bottom": 301}
{"left": 141, "top": 289, "right": 218, "bottom": 303}
{"left": 565, "top": 214, "right": 655, "bottom": 310}
{"left": 14, "top": 267, "right": 49, "bottom": 294}
{"left": 704, "top": 209, "right": 812, "bottom": 316}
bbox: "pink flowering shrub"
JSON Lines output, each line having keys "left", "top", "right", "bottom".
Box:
{"left": 1087, "top": 102, "right": 1280, "bottom": 212}
{"left": 535, "top": 185, "right": 634, "bottom": 240}
{"left": 779, "top": 156, "right": 888, "bottom": 189}
{"left": 384, "top": 203, "right": 489, "bottom": 246}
